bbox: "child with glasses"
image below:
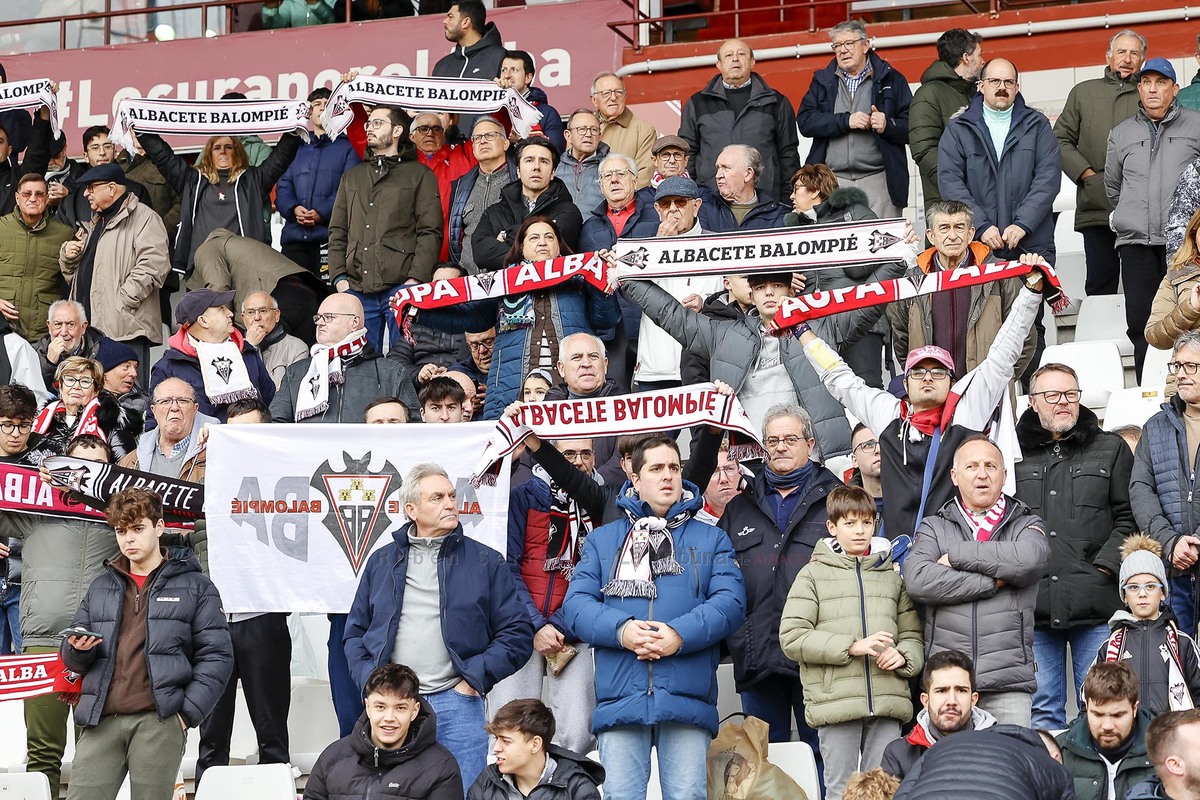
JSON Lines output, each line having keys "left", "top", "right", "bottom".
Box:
{"left": 1093, "top": 534, "right": 1200, "bottom": 715}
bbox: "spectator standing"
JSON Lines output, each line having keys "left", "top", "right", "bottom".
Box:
{"left": 275, "top": 87, "right": 361, "bottom": 278}
{"left": 797, "top": 21, "right": 912, "bottom": 218}
{"left": 55, "top": 125, "right": 153, "bottom": 230}
{"left": 499, "top": 51, "right": 565, "bottom": 153}
{"left": 904, "top": 436, "right": 1051, "bottom": 726}
{"left": 0, "top": 102, "right": 54, "bottom": 219}
{"left": 412, "top": 111, "right": 477, "bottom": 262}
{"left": 432, "top": 0, "right": 506, "bottom": 130}
{"left": 1056, "top": 662, "right": 1156, "bottom": 800}
{"left": 909, "top": 29, "right": 983, "bottom": 204}
{"left": 60, "top": 487, "right": 233, "bottom": 800}
{"left": 562, "top": 435, "right": 746, "bottom": 800}
{"left": 1016, "top": 362, "right": 1135, "bottom": 729}
{"left": 40, "top": 133, "right": 85, "bottom": 221}
{"left": 344, "top": 462, "right": 534, "bottom": 789}
{"left": 849, "top": 424, "right": 883, "bottom": 521}
{"left": 679, "top": 38, "right": 800, "bottom": 201}
{"left": 239, "top": 291, "right": 307, "bottom": 390}
{"left": 542, "top": 332, "right": 627, "bottom": 485}
{"left": 556, "top": 110, "right": 610, "bottom": 218}
{"left": 447, "top": 119, "right": 516, "bottom": 272}
{"left": 327, "top": 105, "right": 442, "bottom": 351}
{"left": 578, "top": 154, "right": 657, "bottom": 252}
{"left": 695, "top": 440, "right": 741, "bottom": 525}
{"left": 0, "top": 173, "right": 72, "bottom": 342}
{"left": 32, "top": 300, "right": 104, "bottom": 386}
{"left": 708, "top": 144, "right": 786, "bottom": 231}
{"left": 58, "top": 162, "right": 171, "bottom": 377}
{"left": 261, "top": 0, "right": 336, "bottom": 28}
{"left": 1148, "top": 209, "right": 1200, "bottom": 399}
{"left": 592, "top": 73, "right": 657, "bottom": 188}
{"left": 1054, "top": 30, "right": 1145, "bottom": 296}
{"left": 1107, "top": 58, "right": 1200, "bottom": 379}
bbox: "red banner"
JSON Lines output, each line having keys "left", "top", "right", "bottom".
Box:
{"left": 0, "top": 653, "right": 66, "bottom": 701}
{"left": 0, "top": 462, "right": 108, "bottom": 523}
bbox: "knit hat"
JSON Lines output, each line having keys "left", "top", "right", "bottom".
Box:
{"left": 96, "top": 338, "right": 139, "bottom": 373}
{"left": 1119, "top": 534, "right": 1168, "bottom": 598}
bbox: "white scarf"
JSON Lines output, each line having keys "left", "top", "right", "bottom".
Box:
{"left": 295, "top": 328, "right": 369, "bottom": 421}
{"left": 192, "top": 335, "right": 257, "bottom": 406}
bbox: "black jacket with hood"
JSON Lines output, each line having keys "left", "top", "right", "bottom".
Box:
{"left": 467, "top": 744, "right": 604, "bottom": 800}
{"left": 304, "top": 702, "right": 463, "bottom": 800}
{"left": 470, "top": 177, "right": 584, "bottom": 272}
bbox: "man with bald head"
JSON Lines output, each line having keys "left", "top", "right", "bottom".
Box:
{"left": 545, "top": 332, "right": 627, "bottom": 484}
{"left": 679, "top": 38, "right": 800, "bottom": 200}
{"left": 904, "top": 435, "right": 1051, "bottom": 727}
{"left": 710, "top": 144, "right": 786, "bottom": 231}
{"left": 448, "top": 118, "right": 516, "bottom": 272}
{"left": 239, "top": 291, "right": 306, "bottom": 389}
{"left": 270, "top": 292, "right": 419, "bottom": 423}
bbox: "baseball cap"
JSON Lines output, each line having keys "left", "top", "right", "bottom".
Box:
{"left": 1137, "top": 57, "right": 1177, "bottom": 83}
{"left": 904, "top": 345, "right": 955, "bottom": 374}
{"left": 175, "top": 289, "right": 235, "bottom": 327}
{"left": 651, "top": 135, "right": 690, "bottom": 155}
{"left": 654, "top": 175, "right": 701, "bottom": 202}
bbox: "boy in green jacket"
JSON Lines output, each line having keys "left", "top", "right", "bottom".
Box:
{"left": 780, "top": 485, "right": 924, "bottom": 800}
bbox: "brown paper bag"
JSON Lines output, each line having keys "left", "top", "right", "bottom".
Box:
{"left": 706, "top": 714, "right": 809, "bottom": 800}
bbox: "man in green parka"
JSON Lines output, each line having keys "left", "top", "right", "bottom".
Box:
{"left": 909, "top": 28, "right": 984, "bottom": 204}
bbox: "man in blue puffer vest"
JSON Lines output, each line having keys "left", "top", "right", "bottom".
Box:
{"left": 563, "top": 434, "right": 745, "bottom": 800}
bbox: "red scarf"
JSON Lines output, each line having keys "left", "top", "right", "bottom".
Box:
{"left": 33, "top": 396, "right": 104, "bottom": 440}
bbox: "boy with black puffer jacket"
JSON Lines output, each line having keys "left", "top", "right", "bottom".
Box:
{"left": 780, "top": 485, "right": 924, "bottom": 800}
{"left": 1094, "top": 535, "right": 1200, "bottom": 715}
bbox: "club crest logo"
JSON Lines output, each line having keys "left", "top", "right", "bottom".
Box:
{"left": 308, "top": 374, "right": 322, "bottom": 399}
{"left": 617, "top": 247, "right": 650, "bottom": 269}
{"left": 47, "top": 464, "right": 92, "bottom": 493}
{"left": 310, "top": 452, "right": 402, "bottom": 575}
{"left": 475, "top": 271, "right": 496, "bottom": 295}
{"left": 869, "top": 229, "right": 903, "bottom": 254}
{"left": 211, "top": 356, "right": 234, "bottom": 383}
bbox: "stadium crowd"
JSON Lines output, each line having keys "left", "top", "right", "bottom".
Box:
{"left": 8, "top": 5, "right": 1200, "bottom": 800}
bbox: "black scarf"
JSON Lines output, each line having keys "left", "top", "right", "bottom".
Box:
{"left": 75, "top": 196, "right": 124, "bottom": 317}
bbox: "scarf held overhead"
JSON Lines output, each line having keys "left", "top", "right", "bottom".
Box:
{"left": 110, "top": 96, "right": 312, "bottom": 152}
{"left": 321, "top": 74, "right": 543, "bottom": 141}
{"left": 472, "top": 383, "right": 765, "bottom": 485}
{"left": 770, "top": 258, "right": 1068, "bottom": 333}
{"left": 0, "top": 78, "right": 60, "bottom": 140}
{"left": 43, "top": 456, "right": 204, "bottom": 524}
{"left": 390, "top": 220, "right": 911, "bottom": 341}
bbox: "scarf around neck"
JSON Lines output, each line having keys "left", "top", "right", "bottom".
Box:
{"left": 532, "top": 464, "right": 596, "bottom": 577}
{"left": 957, "top": 495, "right": 1006, "bottom": 541}
{"left": 602, "top": 487, "right": 693, "bottom": 599}
{"left": 33, "top": 396, "right": 103, "bottom": 440}
{"left": 295, "top": 328, "right": 369, "bottom": 421}
{"left": 191, "top": 332, "right": 257, "bottom": 407}
{"left": 764, "top": 460, "right": 815, "bottom": 493}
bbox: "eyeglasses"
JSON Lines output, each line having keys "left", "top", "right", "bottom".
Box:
{"left": 592, "top": 88, "right": 626, "bottom": 98}
{"left": 471, "top": 131, "right": 502, "bottom": 144}
{"left": 82, "top": 182, "right": 114, "bottom": 194}
{"left": 413, "top": 125, "right": 444, "bottom": 135}
{"left": 764, "top": 435, "right": 806, "bottom": 448}
{"left": 86, "top": 142, "right": 115, "bottom": 153}
{"left": 17, "top": 190, "right": 47, "bottom": 199}
{"left": 981, "top": 77, "right": 1018, "bottom": 88}
{"left": 599, "top": 170, "right": 634, "bottom": 181}
{"left": 908, "top": 368, "right": 952, "bottom": 381}
{"left": 561, "top": 449, "right": 594, "bottom": 461}
{"left": 570, "top": 126, "right": 600, "bottom": 135}
{"left": 655, "top": 197, "right": 692, "bottom": 209}
{"left": 50, "top": 320, "right": 79, "bottom": 330}
{"left": 242, "top": 306, "right": 276, "bottom": 318}
{"left": 831, "top": 38, "right": 866, "bottom": 52}
{"left": 152, "top": 397, "right": 196, "bottom": 408}
{"left": 0, "top": 421, "right": 32, "bottom": 435}
{"left": 60, "top": 376, "right": 95, "bottom": 388}
{"left": 655, "top": 151, "right": 686, "bottom": 162}
{"left": 1123, "top": 582, "right": 1165, "bottom": 594}
{"left": 363, "top": 119, "right": 392, "bottom": 130}
{"left": 1169, "top": 361, "right": 1200, "bottom": 375}
{"left": 714, "top": 465, "right": 740, "bottom": 479}
{"left": 313, "top": 312, "right": 360, "bottom": 324}
{"left": 1031, "top": 389, "right": 1082, "bottom": 404}
{"left": 467, "top": 336, "right": 496, "bottom": 352}
{"left": 852, "top": 439, "right": 879, "bottom": 455}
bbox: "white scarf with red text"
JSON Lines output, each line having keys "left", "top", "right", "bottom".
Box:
{"left": 295, "top": 329, "right": 369, "bottom": 421}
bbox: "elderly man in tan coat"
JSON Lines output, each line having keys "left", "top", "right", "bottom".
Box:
{"left": 592, "top": 72, "right": 658, "bottom": 189}
{"left": 59, "top": 162, "right": 170, "bottom": 379}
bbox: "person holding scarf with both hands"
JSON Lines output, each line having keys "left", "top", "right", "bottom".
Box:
{"left": 562, "top": 434, "right": 745, "bottom": 800}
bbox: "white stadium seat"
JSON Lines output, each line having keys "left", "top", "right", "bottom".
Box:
{"left": 193, "top": 764, "right": 296, "bottom": 800}
{"left": 1104, "top": 387, "right": 1165, "bottom": 430}
{"left": 0, "top": 772, "right": 52, "bottom": 800}
{"left": 769, "top": 740, "right": 822, "bottom": 800}
{"left": 1143, "top": 346, "right": 1173, "bottom": 392}
{"left": 1039, "top": 342, "right": 1125, "bottom": 411}
{"left": 1074, "top": 295, "right": 1134, "bottom": 358}
{"left": 284, "top": 681, "right": 341, "bottom": 775}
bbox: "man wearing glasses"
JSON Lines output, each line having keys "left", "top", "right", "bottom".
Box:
{"left": 555, "top": 109, "right": 610, "bottom": 217}
{"left": 0, "top": 173, "right": 72, "bottom": 344}
{"left": 240, "top": 291, "right": 307, "bottom": 389}
{"left": 54, "top": 125, "right": 152, "bottom": 230}
{"left": 797, "top": 20, "right": 912, "bottom": 219}
{"left": 1132, "top": 330, "right": 1200, "bottom": 639}
{"left": 411, "top": 111, "right": 476, "bottom": 263}
{"left": 592, "top": 72, "right": 656, "bottom": 188}
{"left": 1014, "top": 363, "right": 1135, "bottom": 729}
{"left": 447, "top": 119, "right": 516, "bottom": 272}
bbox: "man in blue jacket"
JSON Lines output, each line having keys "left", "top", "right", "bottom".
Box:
{"left": 61, "top": 487, "right": 232, "bottom": 800}
{"left": 344, "top": 462, "right": 534, "bottom": 791}
{"left": 563, "top": 435, "right": 746, "bottom": 800}
{"left": 275, "top": 87, "right": 360, "bottom": 279}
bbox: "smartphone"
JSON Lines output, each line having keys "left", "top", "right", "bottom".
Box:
{"left": 59, "top": 627, "right": 104, "bottom": 640}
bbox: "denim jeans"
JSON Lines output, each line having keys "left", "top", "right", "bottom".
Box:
{"left": 597, "top": 723, "right": 711, "bottom": 800}
{"left": 0, "top": 581, "right": 20, "bottom": 654}
{"left": 1032, "top": 623, "right": 1111, "bottom": 729}
{"left": 426, "top": 685, "right": 487, "bottom": 797}
{"left": 1170, "top": 575, "right": 1197, "bottom": 639}
{"left": 347, "top": 286, "right": 405, "bottom": 354}
{"left": 740, "top": 673, "right": 824, "bottom": 792}
{"left": 327, "top": 613, "right": 363, "bottom": 738}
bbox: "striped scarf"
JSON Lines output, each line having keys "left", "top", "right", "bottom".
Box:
{"left": 957, "top": 496, "right": 1006, "bottom": 541}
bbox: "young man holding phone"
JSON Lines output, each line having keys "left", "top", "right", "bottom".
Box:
{"left": 61, "top": 487, "right": 232, "bottom": 800}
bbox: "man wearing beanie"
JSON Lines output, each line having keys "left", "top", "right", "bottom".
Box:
{"left": 97, "top": 337, "right": 147, "bottom": 422}
{"left": 1095, "top": 534, "right": 1200, "bottom": 716}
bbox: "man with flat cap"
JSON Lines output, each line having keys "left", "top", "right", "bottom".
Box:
{"left": 60, "top": 162, "right": 171, "bottom": 378}
{"left": 147, "top": 288, "right": 274, "bottom": 425}
{"left": 632, "top": 136, "right": 724, "bottom": 232}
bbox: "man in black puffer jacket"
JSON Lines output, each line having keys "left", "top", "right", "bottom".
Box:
{"left": 61, "top": 487, "right": 232, "bottom": 800}
{"left": 305, "top": 663, "right": 462, "bottom": 800}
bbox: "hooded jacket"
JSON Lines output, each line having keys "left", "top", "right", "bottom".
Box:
{"left": 556, "top": 142, "right": 611, "bottom": 219}
{"left": 1130, "top": 395, "right": 1200, "bottom": 559}
{"left": 0, "top": 207, "right": 73, "bottom": 342}
{"left": 304, "top": 702, "right": 463, "bottom": 800}
{"left": 1054, "top": 66, "right": 1141, "bottom": 230}
{"left": 147, "top": 327, "right": 275, "bottom": 425}
{"left": 328, "top": 144, "right": 444, "bottom": 290}
{"left": 343, "top": 522, "right": 534, "bottom": 695}
{"left": 1106, "top": 103, "right": 1200, "bottom": 247}
{"left": 1056, "top": 707, "right": 1155, "bottom": 800}
{"left": 679, "top": 72, "right": 801, "bottom": 201}
{"left": 717, "top": 464, "right": 842, "bottom": 690}
{"left": 61, "top": 547, "right": 233, "bottom": 728}
{"left": 879, "top": 706, "right": 997, "bottom": 780}
{"left": 467, "top": 744, "right": 604, "bottom": 800}
{"left": 469, "top": 177, "right": 584, "bottom": 272}
{"left": 431, "top": 22, "right": 506, "bottom": 82}
{"left": 797, "top": 51, "right": 913, "bottom": 209}
{"left": 678, "top": 290, "right": 745, "bottom": 386}
{"left": 904, "top": 496, "right": 1051, "bottom": 693}
{"left": 779, "top": 536, "right": 924, "bottom": 727}
{"left": 1015, "top": 405, "right": 1134, "bottom": 629}
{"left": 275, "top": 131, "right": 361, "bottom": 246}
{"left": 938, "top": 94, "right": 1061, "bottom": 261}
{"left": 1096, "top": 610, "right": 1200, "bottom": 717}
{"left": 562, "top": 482, "right": 746, "bottom": 736}
{"left": 910, "top": 59, "right": 978, "bottom": 203}
{"left": 271, "top": 345, "right": 420, "bottom": 423}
